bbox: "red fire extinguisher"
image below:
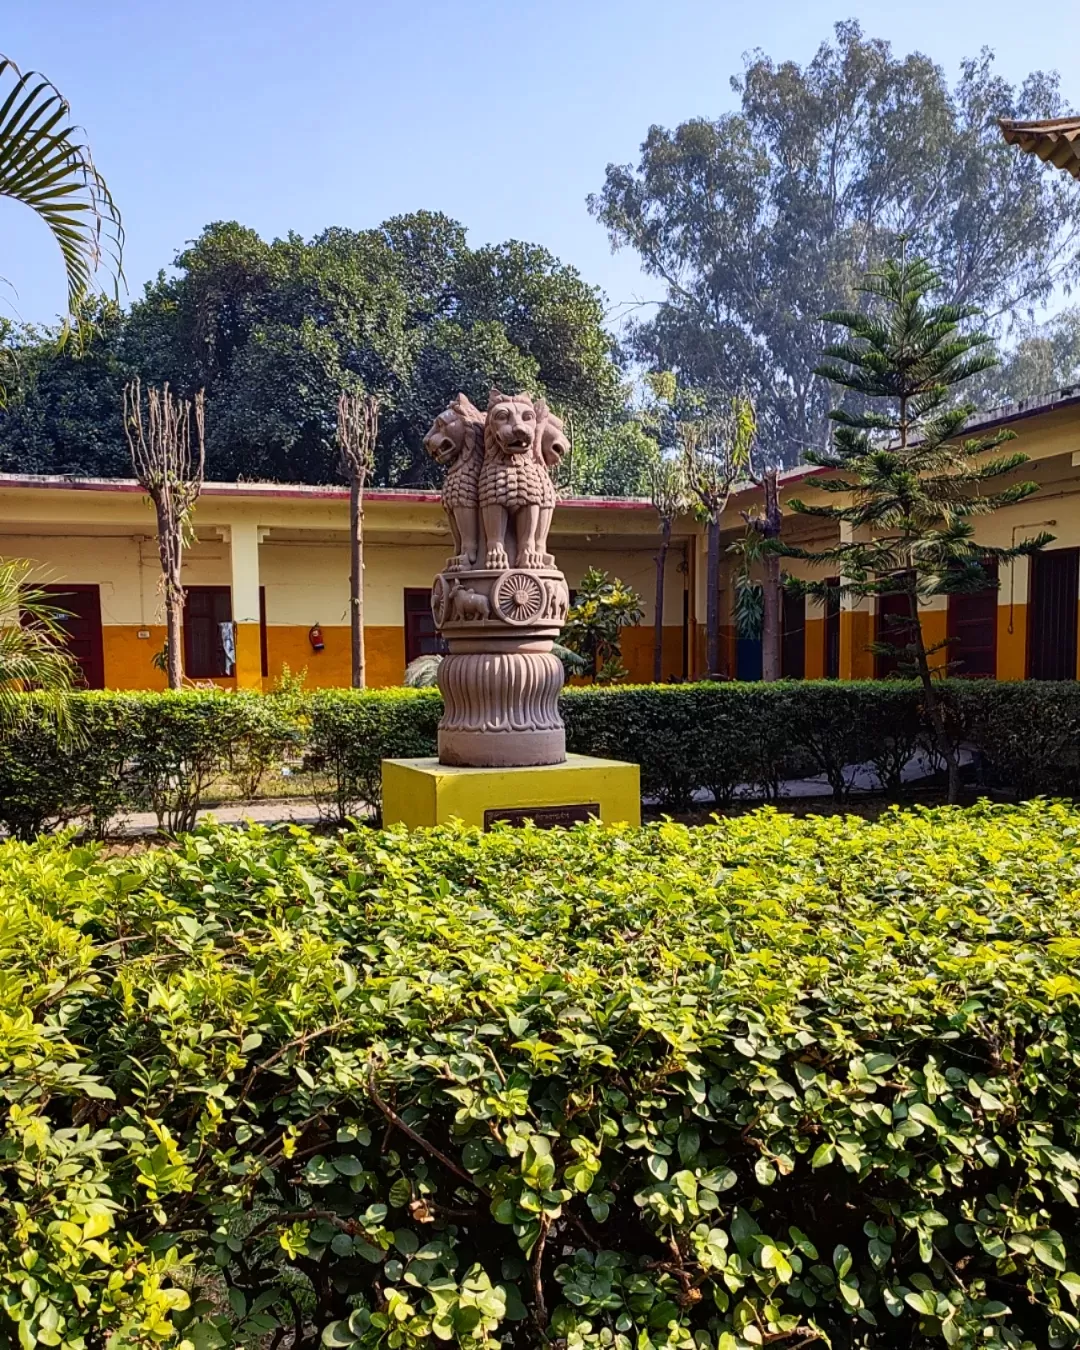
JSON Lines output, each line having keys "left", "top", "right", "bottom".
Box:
{"left": 308, "top": 623, "right": 325, "bottom": 653}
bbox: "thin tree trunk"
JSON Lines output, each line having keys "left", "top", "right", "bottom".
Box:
{"left": 896, "top": 396, "right": 960, "bottom": 802}
{"left": 349, "top": 474, "right": 365, "bottom": 688}
{"left": 761, "top": 551, "right": 782, "bottom": 682}
{"left": 165, "top": 578, "right": 183, "bottom": 690}
{"left": 653, "top": 519, "right": 671, "bottom": 683}
{"left": 906, "top": 587, "right": 960, "bottom": 803}
{"left": 706, "top": 516, "right": 720, "bottom": 677}
{"left": 744, "top": 466, "right": 783, "bottom": 682}
{"left": 155, "top": 497, "right": 183, "bottom": 691}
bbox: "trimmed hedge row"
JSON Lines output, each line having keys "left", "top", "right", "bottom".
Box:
{"left": 7, "top": 802, "right": 1080, "bottom": 1347}
{"left": 1, "top": 680, "right": 1079, "bottom": 837}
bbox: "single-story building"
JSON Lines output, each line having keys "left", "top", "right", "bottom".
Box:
{"left": 2, "top": 386, "right": 1080, "bottom": 689}
{"left": 0, "top": 478, "right": 697, "bottom": 690}
{"left": 714, "top": 386, "right": 1080, "bottom": 682}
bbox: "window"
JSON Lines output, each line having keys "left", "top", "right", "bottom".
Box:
{"left": 184, "top": 586, "right": 233, "bottom": 678}
{"left": 947, "top": 562, "right": 997, "bottom": 678}
{"left": 781, "top": 588, "right": 805, "bottom": 679}
{"left": 824, "top": 578, "right": 840, "bottom": 679}
{"left": 1029, "top": 549, "right": 1079, "bottom": 681}
{"left": 875, "top": 572, "right": 917, "bottom": 679}
{"left": 33, "top": 584, "right": 104, "bottom": 689}
{"left": 404, "top": 588, "right": 447, "bottom": 664}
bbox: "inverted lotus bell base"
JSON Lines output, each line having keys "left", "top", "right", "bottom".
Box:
{"left": 437, "top": 647, "right": 565, "bottom": 768}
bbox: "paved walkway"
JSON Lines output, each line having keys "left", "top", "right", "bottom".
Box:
{"left": 117, "top": 797, "right": 326, "bottom": 835}
{"left": 111, "top": 748, "right": 969, "bottom": 835}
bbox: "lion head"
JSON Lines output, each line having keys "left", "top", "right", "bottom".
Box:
{"left": 485, "top": 388, "right": 539, "bottom": 458}
{"left": 423, "top": 393, "right": 484, "bottom": 466}
{"left": 538, "top": 404, "right": 569, "bottom": 467}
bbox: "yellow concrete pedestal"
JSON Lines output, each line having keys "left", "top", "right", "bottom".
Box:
{"left": 381, "top": 754, "right": 640, "bottom": 830}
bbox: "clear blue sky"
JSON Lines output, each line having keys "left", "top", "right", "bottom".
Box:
{"left": 3, "top": 0, "right": 1078, "bottom": 330}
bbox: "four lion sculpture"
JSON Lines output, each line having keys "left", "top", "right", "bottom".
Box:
{"left": 422, "top": 388, "right": 568, "bottom": 572}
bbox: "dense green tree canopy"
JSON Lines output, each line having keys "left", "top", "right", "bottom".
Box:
{"left": 590, "top": 21, "right": 1080, "bottom": 464}
{"left": 0, "top": 213, "right": 649, "bottom": 492}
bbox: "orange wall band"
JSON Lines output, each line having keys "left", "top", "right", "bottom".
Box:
{"left": 98, "top": 623, "right": 687, "bottom": 691}
{"left": 839, "top": 609, "right": 874, "bottom": 681}
{"left": 804, "top": 616, "right": 825, "bottom": 680}
{"left": 996, "top": 605, "right": 1027, "bottom": 682}
{"left": 920, "top": 610, "right": 949, "bottom": 675}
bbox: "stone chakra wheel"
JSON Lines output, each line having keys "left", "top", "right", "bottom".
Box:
{"left": 492, "top": 569, "right": 546, "bottom": 626}
{"left": 430, "top": 573, "right": 451, "bottom": 628}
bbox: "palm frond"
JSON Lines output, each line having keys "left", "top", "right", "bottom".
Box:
{"left": 0, "top": 54, "right": 123, "bottom": 354}
{"left": 0, "top": 556, "right": 81, "bottom": 737}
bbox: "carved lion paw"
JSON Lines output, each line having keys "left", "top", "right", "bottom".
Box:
{"left": 485, "top": 545, "right": 509, "bottom": 569}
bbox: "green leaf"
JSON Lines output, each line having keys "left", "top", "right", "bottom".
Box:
{"left": 461, "top": 1139, "right": 491, "bottom": 1173}
{"left": 678, "top": 1127, "right": 700, "bottom": 1164}
{"left": 908, "top": 1102, "right": 941, "bottom": 1131}
{"left": 394, "top": 1228, "right": 419, "bottom": 1256}
{"left": 811, "top": 1143, "right": 835, "bottom": 1169}
{"left": 333, "top": 1155, "right": 364, "bottom": 1176}
{"left": 754, "top": 1157, "right": 777, "bottom": 1185}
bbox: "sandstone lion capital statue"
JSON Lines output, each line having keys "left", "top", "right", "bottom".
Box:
{"left": 422, "top": 389, "right": 572, "bottom": 767}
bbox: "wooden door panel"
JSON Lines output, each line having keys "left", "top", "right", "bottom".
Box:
{"left": 1029, "top": 549, "right": 1079, "bottom": 681}
{"left": 947, "top": 562, "right": 998, "bottom": 678}
{"left": 38, "top": 584, "right": 104, "bottom": 689}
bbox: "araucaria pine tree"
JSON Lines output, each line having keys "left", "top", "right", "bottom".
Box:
{"left": 786, "top": 251, "right": 1051, "bottom": 803}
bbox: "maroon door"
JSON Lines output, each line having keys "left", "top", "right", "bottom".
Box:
{"left": 403, "top": 588, "right": 448, "bottom": 664}
{"left": 1029, "top": 549, "right": 1079, "bottom": 681}
{"left": 37, "top": 584, "right": 105, "bottom": 689}
{"left": 876, "top": 572, "right": 918, "bottom": 679}
{"left": 947, "top": 562, "right": 998, "bottom": 678}
{"left": 183, "top": 586, "right": 233, "bottom": 678}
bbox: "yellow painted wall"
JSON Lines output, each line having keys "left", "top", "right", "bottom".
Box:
{"left": 1, "top": 522, "right": 690, "bottom": 692}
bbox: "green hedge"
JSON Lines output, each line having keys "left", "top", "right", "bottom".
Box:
{"left": 2, "top": 681, "right": 1079, "bottom": 837}
{"left": 7, "top": 802, "right": 1080, "bottom": 1347}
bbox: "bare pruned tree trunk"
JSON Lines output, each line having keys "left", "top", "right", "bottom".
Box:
{"left": 123, "top": 380, "right": 205, "bottom": 691}
{"left": 648, "top": 458, "right": 687, "bottom": 683}
{"left": 743, "top": 467, "right": 783, "bottom": 681}
{"left": 337, "top": 392, "right": 379, "bottom": 688}
{"left": 705, "top": 517, "right": 721, "bottom": 676}
{"left": 653, "top": 516, "right": 672, "bottom": 682}
{"left": 682, "top": 399, "right": 756, "bottom": 680}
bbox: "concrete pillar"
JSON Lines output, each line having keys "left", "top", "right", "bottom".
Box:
{"left": 997, "top": 555, "right": 1028, "bottom": 682}
{"left": 220, "top": 523, "right": 265, "bottom": 690}
{"left": 804, "top": 594, "right": 826, "bottom": 679}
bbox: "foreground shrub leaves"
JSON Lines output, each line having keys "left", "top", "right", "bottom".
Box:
{"left": 3, "top": 803, "right": 1080, "bottom": 1346}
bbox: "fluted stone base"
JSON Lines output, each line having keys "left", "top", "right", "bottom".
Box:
{"left": 437, "top": 649, "right": 565, "bottom": 767}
